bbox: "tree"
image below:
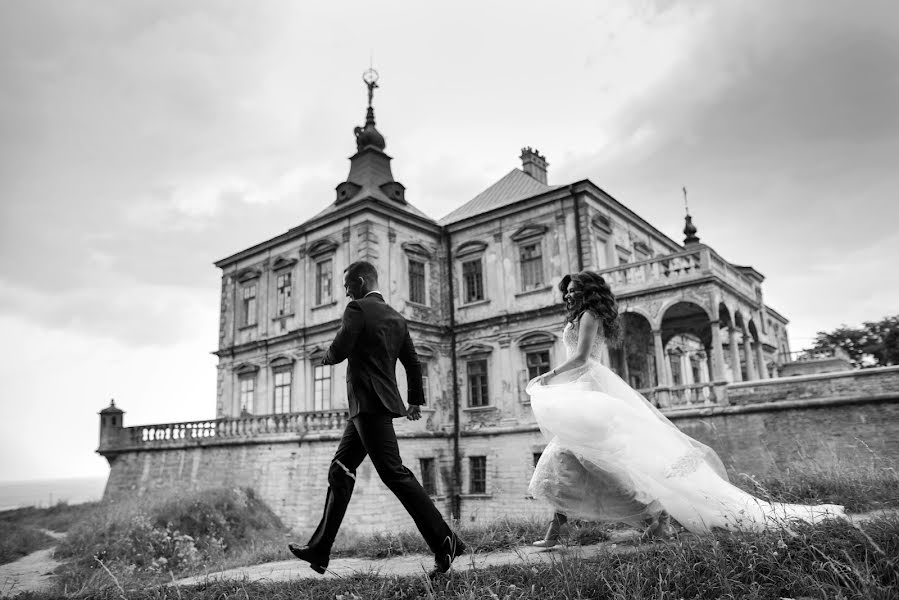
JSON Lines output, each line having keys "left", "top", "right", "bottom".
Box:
{"left": 811, "top": 314, "right": 899, "bottom": 368}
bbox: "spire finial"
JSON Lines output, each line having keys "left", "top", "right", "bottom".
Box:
{"left": 682, "top": 186, "right": 700, "bottom": 245}
{"left": 363, "top": 67, "right": 379, "bottom": 108}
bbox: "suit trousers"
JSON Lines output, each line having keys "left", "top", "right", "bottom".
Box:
{"left": 307, "top": 412, "right": 454, "bottom": 555}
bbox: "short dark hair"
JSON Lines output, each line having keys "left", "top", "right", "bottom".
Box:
{"left": 346, "top": 260, "right": 379, "bottom": 284}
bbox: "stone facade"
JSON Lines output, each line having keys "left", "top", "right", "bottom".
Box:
{"left": 97, "top": 82, "right": 899, "bottom": 535}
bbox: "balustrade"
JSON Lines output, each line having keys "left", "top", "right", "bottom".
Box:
{"left": 639, "top": 382, "right": 727, "bottom": 410}
{"left": 109, "top": 409, "right": 349, "bottom": 451}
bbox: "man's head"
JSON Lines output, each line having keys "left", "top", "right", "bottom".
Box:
{"left": 343, "top": 261, "right": 379, "bottom": 299}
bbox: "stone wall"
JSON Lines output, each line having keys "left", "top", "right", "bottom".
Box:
{"left": 102, "top": 368, "right": 899, "bottom": 534}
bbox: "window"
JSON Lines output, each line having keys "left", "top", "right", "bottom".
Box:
{"left": 469, "top": 456, "right": 487, "bottom": 494}
{"left": 313, "top": 364, "right": 332, "bottom": 410}
{"left": 273, "top": 369, "right": 292, "bottom": 414}
{"left": 420, "top": 458, "right": 437, "bottom": 496}
{"left": 242, "top": 284, "right": 257, "bottom": 326}
{"left": 462, "top": 259, "right": 484, "bottom": 303}
{"left": 669, "top": 355, "right": 683, "bottom": 386}
{"left": 276, "top": 273, "right": 292, "bottom": 316}
{"left": 519, "top": 242, "right": 544, "bottom": 290}
{"left": 467, "top": 359, "right": 489, "bottom": 407}
{"left": 421, "top": 362, "right": 430, "bottom": 403}
{"left": 525, "top": 350, "right": 550, "bottom": 380}
{"left": 409, "top": 259, "right": 426, "bottom": 304}
{"left": 690, "top": 357, "right": 701, "bottom": 384}
{"left": 315, "top": 259, "right": 333, "bottom": 305}
{"left": 239, "top": 376, "right": 255, "bottom": 415}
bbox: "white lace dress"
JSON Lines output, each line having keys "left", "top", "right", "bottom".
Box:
{"left": 527, "top": 321, "right": 845, "bottom": 533}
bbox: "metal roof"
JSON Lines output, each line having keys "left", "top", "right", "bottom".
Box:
{"left": 438, "top": 168, "right": 562, "bottom": 225}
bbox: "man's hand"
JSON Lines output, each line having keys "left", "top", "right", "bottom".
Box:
{"left": 406, "top": 405, "right": 422, "bottom": 421}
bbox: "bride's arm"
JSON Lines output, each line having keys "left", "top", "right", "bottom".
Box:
{"left": 542, "top": 311, "right": 600, "bottom": 382}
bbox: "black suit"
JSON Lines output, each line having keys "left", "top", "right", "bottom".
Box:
{"left": 307, "top": 292, "right": 457, "bottom": 557}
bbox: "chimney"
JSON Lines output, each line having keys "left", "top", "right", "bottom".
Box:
{"left": 520, "top": 147, "right": 548, "bottom": 185}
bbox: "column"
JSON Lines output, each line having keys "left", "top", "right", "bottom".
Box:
{"left": 755, "top": 342, "right": 769, "bottom": 380}
{"left": 709, "top": 320, "right": 726, "bottom": 382}
{"left": 652, "top": 330, "right": 669, "bottom": 387}
{"left": 742, "top": 329, "right": 757, "bottom": 380}
{"left": 619, "top": 345, "right": 630, "bottom": 384}
{"left": 728, "top": 326, "right": 743, "bottom": 382}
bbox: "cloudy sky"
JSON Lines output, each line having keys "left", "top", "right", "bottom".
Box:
{"left": 1, "top": 0, "right": 897, "bottom": 484}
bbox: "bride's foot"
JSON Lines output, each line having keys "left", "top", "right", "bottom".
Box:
{"left": 641, "top": 511, "right": 674, "bottom": 542}
{"left": 533, "top": 513, "right": 567, "bottom": 548}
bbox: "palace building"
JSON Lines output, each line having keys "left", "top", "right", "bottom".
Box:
{"left": 98, "top": 75, "right": 898, "bottom": 534}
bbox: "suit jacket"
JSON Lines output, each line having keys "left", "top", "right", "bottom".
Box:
{"left": 323, "top": 292, "right": 424, "bottom": 418}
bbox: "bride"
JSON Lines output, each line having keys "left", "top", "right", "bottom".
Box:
{"left": 527, "top": 271, "right": 845, "bottom": 546}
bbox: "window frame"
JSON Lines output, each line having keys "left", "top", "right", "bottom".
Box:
{"left": 241, "top": 282, "right": 258, "bottom": 327}
{"left": 272, "top": 368, "right": 292, "bottom": 414}
{"left": 466, "top": 358, "right": 490, "bottom": 408}
{"left": 313, "top": 363, "right": 333, "bottom": 411}
{"left": 314, "top": 258, "right": 334, "bottom": 307}
{"left": 408, "top": 258, "right": 427, "bottom": 305}
{"left": 461, "top": 258, "right": 485, "bottom": 304}
{"left": 469, "top": 456, "right": 487, "bottom": 494}
{"left": 420, "top": 457, "right": 437, "bottom": 496}
{"left": 518, "top": 239, "right": 545, "bottom": 291}
{"left": 275, "top": 271, "right": 293, "bottom": 317}
{"left": 238, "top": 374, "right": 256, "bottom": 415}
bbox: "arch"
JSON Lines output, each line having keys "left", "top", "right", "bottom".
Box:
{"left": 747, "top": 320, "right": 760, "bottom": 342}
{"left": 611, "top": 311, "right": 655, "bottom": 389}
{"left": 307, "top": 238, "right": 339, "bottom": 258}
{"left": 515, "top": 331, "right": 556, "bottom": 348}
{"left": 269, "top": 355, "right": 295, "bottom": 368}
{"left": 620, "top": 305, "right": 654, "bottom": 325}
{"left": 657, "top": 297, "right": 712, "bottom": 327}
{"left": 233, "top": 362, "right": 259, "bottom": 375}
{"left": 660, "top": 301, "right": 713, "bottom": 348}
{"left": 455, "top": 240, "right": 488, "bottom": 258}
{"left": 416, "top": 344, "right": 436, "bottom": 358}
{"left": 717, "top": 303, "right": 733, "bottom": 328}
{"left": 458, "top": 342, "right": 493, "bottom": 357}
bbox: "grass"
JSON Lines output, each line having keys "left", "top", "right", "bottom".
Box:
{"left": 4, "top": 465, "right": 899, "bottom": 599}
{"left": 0, "top": 521, "right": 55, "bottom": 565}
{"left": 14, "top": 512, "right": 899, "bottom": 600}
{"left": 0, "top": 500, "right": 102, "bottom": 565}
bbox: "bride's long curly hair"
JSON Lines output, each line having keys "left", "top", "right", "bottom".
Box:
{"left": 559, "top": 271, "right": 622, "bottom": 344}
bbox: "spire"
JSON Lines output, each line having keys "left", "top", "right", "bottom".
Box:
{"left": 335, "top": 69, "right": 405, "bottom": 205}
{"left": 353, "top": 68, "right": 386, "bottom": 151}
{"left": 682, "top": 186, "right": 700, "bottom": 245}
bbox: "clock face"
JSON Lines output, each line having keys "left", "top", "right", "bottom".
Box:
{"left": 362, "top": 68, "right": 379, "bottom": 86}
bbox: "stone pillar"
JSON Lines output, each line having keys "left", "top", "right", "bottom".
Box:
{"left": 755, "top": 342, "right": 769, "bottom": 380}
{"left": 742, "top": 329, "right": 757, "bottom": 380}
{"left": 619, "top": 345, "right": 630, "bottom": 384}
{"left": 652, "top": 330, "right": 669, "bottom": 387}
{"left": 709, "top": 320, "right": 726, "bottom": 382}
{"left": 728, "top": 326, "right": 743, "bottom": 382}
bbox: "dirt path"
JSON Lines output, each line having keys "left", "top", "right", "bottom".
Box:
{"left": 173, "top": 529, "right": 643, "bottom": 587}
{"left": 0, "top": 530, "right": 65, "bottom": 598}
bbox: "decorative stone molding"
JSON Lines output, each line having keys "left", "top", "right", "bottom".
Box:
{"left": 455, "top": 240, "right": 488, "bottom": 258}
{"left": 401, "top": 241, "right": 432, "bottom": 259}
{"left": 269, "top": 355, "right": 295, "bottom": 369}
{"left": 458, "top": 342, "right": 493, "bottom": 357}
{"left": 271, "top": 256, "right": 298, "bottom": 271}
{"left": 591, "top": 214, "right": 613, "bottom": 235}
{"left": 307, "top": 238, "right": 339, "bottom": 258}
{"left": 510, "top": 224, "right": 548, "bottom": 242}
{"left": 233, "top": 363, "right": 260, "bottom": 375}
{"left": 515, "top": 331, "right": 556, "bottom": 348}
{"left": 236, "top": 268, "right": 261, "bottom": 283}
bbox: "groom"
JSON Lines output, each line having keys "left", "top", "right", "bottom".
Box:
{"left": 289, "top": 260, "right": 465, "bottom": 576}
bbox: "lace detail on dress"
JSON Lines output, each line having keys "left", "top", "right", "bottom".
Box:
{"left": 562, "top": 319, "right": 605, "bottom": 361}
{"left": 664, "top": 449, "right": 706, "bottom": 478}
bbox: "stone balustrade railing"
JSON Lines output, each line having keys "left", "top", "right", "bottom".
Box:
{"left": 598, "top": 245, "right": 757, "bottom": 299}
{"left": 100, "top": 409, "right": 349, "bottom": 454}
{"left": 639, "top": 381, "right": 728, "bottom": 410}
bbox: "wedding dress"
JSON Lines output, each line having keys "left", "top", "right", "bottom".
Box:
{"left": 527, "top": 320, "right": 846, "bottom": 534}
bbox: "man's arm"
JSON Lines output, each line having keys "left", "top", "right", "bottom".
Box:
{"left": 322, "top": 301, "right": 364, "bottom": 365}
{"left": 398, "top": 327, "right": 425, "bottom": 406}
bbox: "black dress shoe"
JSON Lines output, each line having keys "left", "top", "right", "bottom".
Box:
{"left": 428, "top": 537, "right": 467, "bottom": 577}
{"left": 288, "top": 543, "right": 329, "bottom": 574}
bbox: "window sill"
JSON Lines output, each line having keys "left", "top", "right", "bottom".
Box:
{"left": 515, "top": 285, "right": 553, "bottom": 298}
{"left": 311, "top": 301, "right": 338, "bottom": 311}
{"left": 463, "top": 405, "right": 497, "bottom": 413}
{"left": 459, "top": 493, "right": 492, "bottom": 499}
{"left": 238, "top": 323, "right": 258, "bottom": 331}
{"left": 459, "top": 299, "right": 490, "bottom": 309}
{"left": 406, "top": 300, "right": 430, "bottom": 308}
{"left": 272, "top": 313, "right": 295, "bottom": 320}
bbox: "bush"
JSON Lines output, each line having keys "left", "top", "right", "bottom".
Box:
{"left": 53, "top": 487, "right": 284, "bottom": 591}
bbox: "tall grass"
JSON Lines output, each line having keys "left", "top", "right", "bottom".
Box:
{"left": 26, "top": 512, "right": 899, "bottom": 600}
{"left": 52, "top": 487, "right": 285, "bottom": 594}
{"left": 0, "top": 521, "right": 55, "bottom": 565}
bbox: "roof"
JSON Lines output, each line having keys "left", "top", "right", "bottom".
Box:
{"left": 306, "top": 188, "right": 435, "bottom": 224}
{"left": 438, "top": 168, "right": 562, "bottom": 225}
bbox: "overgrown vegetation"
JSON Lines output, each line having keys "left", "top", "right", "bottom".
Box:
{"left": 14, "top": 513, "right": 899, "bottom": 600}
{"left": 0, "top": 500, "right": 101, "bottom": 565}
{"left": 0, "top": 521, "right": 55, "bottom": 565}
{"left": 51, "top": 487, "right": 286, "bottom": 593}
